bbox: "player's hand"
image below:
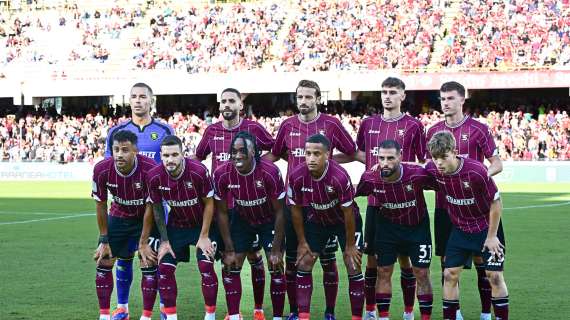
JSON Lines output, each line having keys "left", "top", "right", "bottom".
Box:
{"left": 93, "top": 243, "right": 112, "bottom": 265}
{"left": 344, "top": 245, "right": 362, "bottom": 270}
{"left": 157, "top": 241, "right": 176, "bottom": 263}
{"left": 295, "top": 241, "right": 315, "bottom": 266}
{"left": 223, "top": 250, "right": 238, "bottom": 269}
{"left": 139, "top": 243, "right": 157, "bottom": 267}
{"left": 197, "top": 236, "right": 214, "bottom": 260}
{"left": 483, "top": 236, "right": 504, "bottom": 260}
{"left": 269, "top": 248, "right": 284, "bottom": 273}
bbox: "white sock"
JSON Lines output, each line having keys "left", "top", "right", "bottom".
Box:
{"left": 273, "top": 317, "right": 283, "bottom": 320}
{"left": 204, "top": 312, "right": 216, "bottom": 320}
{"left": 166, "top": 315, "right": 178, "bottom": 320}
{"left": 139, "top": 317, "right": 151, "bottom": 320}
{"left": 117, "top": 303, "right": 128, "bottom": 311}
{"left": 229, "top": 315, "right": 241, "bottom": 320}
{"left": 99, "top": 315, "right": 110, "bottom": 320}
{"left": 456, "top": 309, "right": 464, "bottom": 320}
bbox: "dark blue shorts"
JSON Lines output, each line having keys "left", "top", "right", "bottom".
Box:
{"left": 231, "top": 211, "right": 279, "bottom": 253}
{"left": 229, "top": 208, "right": 262, "bottom": 252}
{"left": 285, "top": 206, "right": 340, "bottom": 262}
{"left": 107, "top": 215, "right": 159, "bottom": 259}
{"left": 363, "top": 206, "right": 379, "bottom": 255}
{"left": 305, "top": 213, "right": 364, "bottom": 254}
{"left": 444, "top": 226, "right": 506, "bottom": 271}
{"left": 375, "top": 215, "right": 432, "bottom": 268}
{"left": 161, "top": 224, "right": 223, "bottom": 264}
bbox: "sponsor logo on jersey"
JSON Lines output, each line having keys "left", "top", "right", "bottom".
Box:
{"left": 158, "top": 186, "right": 171, "bottom": 191}
{"left": 139, "top": 151, "right": 156, "bottom": 158}
{"left": 255, "top": 180, "right": 263, "bottom": 188}
{"left": 213, "top": 136, "right": 225, "bottom": 141}
{"left": 113, "top": 196, "right": 145, "bottom": 206}
{"left": 106, "top": 182, "right": 118, "bottom": 188}
{"left": 235, "top": 197, "right": 267, "bottom": 207}
{"left": 228, "top": 184, "right": 240, "bottom": 189}
{"left": 382, "top": 200, "right": 417, "bottom": 209}
{"left": 446, "top": 195, "right": 475, "bottom": 206}
{"left": 461, "top": 134, "right": 469, "bottom": 141}
{"left": 368, "top": 130, "right": 381, "bottom": 134}
{"left": 370, "top": 147, "right": 380, "bottom": 156}
{"left": 134, "top": 182, "right": 142, "bottom": 190}
{"left": 150, "top": 132, "right": 159, "bottom": 140}
{"left": 462, "top": 181, "right": 471, "bottom": 189}
{"left": 325, "top": 185, "right": 334, "bottom": 193}
{"left": 167, "top": 198, "right": 199, "bottom": 207}
{"left": 301, "top": 187, "right": 313, "bottom": 192}
{"left": 291, "top": 148, "right": 305, "bottom": 157}
{"left": 185, "top": 181, "right": 193, "bottom": 189}
{"left": 311, "top": 199, "right": 339, "bottom": 210}
{"left": 373, "top": 188, "right": 386, "bottom": 193}
{"left": 216, "top": 152, "right": 231, "bottom": 162}
{"left": 289, "top": 132, "right": 301, "bottom": 136}
{"left": 405, "top": 184, "right": 413, "bottom": 192}
{"left": 398, "top": 129, "right": 405, "bottom": 137}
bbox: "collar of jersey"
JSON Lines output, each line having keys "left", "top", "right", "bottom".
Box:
{"left": 297, "top": 112, "right": 321, "bottom": 124}
{"left": 236, "top": 159, "right": 256, "bottom": 177}
{"left": 446, "top": 157, "right": 465, "bottom": 176}
{"left": 222, "top": 118, "right": 244, "bottom": 131}
{"left": 445, "top": 115, "right": 469, "bottom": 129}
{"left": 381, "top": 113, "right": 405, "bottom": 123}
{"left": 312, "top": 160, "right": 329, "bottom": 182}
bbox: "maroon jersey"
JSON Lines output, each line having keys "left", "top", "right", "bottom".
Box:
{"left": 426, "top": 116, "right": 498, "bottom": 208}
{"left": 425, "top": 158, "right": 500, "bottom": 233}
{"left": 356, "top": 163, "right": 436, "bottom": 226}
{"left": 146, "top": 158, "right": 214, "bottom": 228}
{"left": 356, "top": 114, "right": 426, "bottom": 206}
{"left": 91, "top": 154, "right": 156, "bottom": 219}
{"left": 195, "top": 118, "right": 274, "bottom": 170}
{"left": 288, "top": 160, "right": 357, "bottom": 226}
{"left": 272, "top": 113, "right": 356, "bottom": 181}
{"left": 213, "top": 159, "right": 285, "bottom": 225}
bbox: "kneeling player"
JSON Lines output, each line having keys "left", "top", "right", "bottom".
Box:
{"left": 92, "top": 130, "right": 159, "bottom": 320}
{"left": 289, "top": 134, "right": 364, "bottom": 320}
{"left": 426, "top": 131, "right": 509, "bottom": 320}
{"left": 214, "top": 131, "right": 287, "bottom": 320}
{"left": 356, "top": 140, "right": 434, "bottom": 320}
{"left": 146, "top": 135, "right": 219, "bottom": 320}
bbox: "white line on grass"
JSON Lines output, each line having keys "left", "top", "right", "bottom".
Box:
{"left": 0, "top": 213, "right": 94, "bottom": 226}
{"left": 503, "top": 201, "right": 570, "bottom": 210}
{"left": 0, "top": 210, "right": 91, "bottom": 216}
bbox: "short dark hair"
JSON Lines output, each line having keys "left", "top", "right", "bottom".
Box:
{"left": 378, "top": 139, "right": 401, "bottom": 153}
{"left": 305, "top": 134, "right": 330, "bottom": 151}
{"left": 112, "top": 130, "right": 138, "bottom": 146}
{"left": 131, "top": 82, "right": 153, "bottom": 96}
{"left": 440, "top": 81, "right": 465, "bottom": 98}
{"left": 161, "top": 135, "right": 183, "bottom": 151}
{"left": 221, "top": 88, "right": 242, "bottom": 99}
{"left": 296, "top": 79, "right": 321, "bottom": 98}
{"left": 229, "top": 131, "right": 260, "bottom": 162}
{"left": 381, "top": 77, "right": 406, "bottom": 90}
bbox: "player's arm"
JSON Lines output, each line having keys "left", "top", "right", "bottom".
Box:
{"left": 341, "top": 204, "right": 362, "bottom": 270}
{"left": 483, "top": 198, "right": 504, "bottom": 258}
{"left": 332, "top": 150, "right": 365, "bottom": 164}
{"left": 152, "top": 201, "right": 176, "bottom": 262}
{"left": 94, "top": 200, "right": 112, "bottom": 264}
{"left": 197, "top": 197, "right": 215, "bottom": 259}
{"left": 486, "top": 155, "right": 503, "bottom": 177}
{"left": 139, "top": 203, "right": 157, "bottom": 266}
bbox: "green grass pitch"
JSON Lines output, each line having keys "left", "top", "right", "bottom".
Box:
{"left": 0, "top": 181, "right": 569, "bottom": 319}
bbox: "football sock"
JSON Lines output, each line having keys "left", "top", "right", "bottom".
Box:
{"left": 249, "top": 255, "right": 266, "bottom": 310}
{"left": 364, "top": 267, "right": 377, "bottom": 312}
{"left": 269, "top": 270, "right": 286, "bottom": 317}
{"left": 400, "top": 267, "right": 416, "bottom": 314}
{"left": 141, "top": 266, "right": 158, "bottom": 317}
{"left": 376, "top": 292, "right": 391, "bottom": 319}
{"left": 348, "top": 273, "right": 365, "bottom": 318}
{"left": 296, "top": 270, "right": 313, "bottom": 316}
{"left": 443, "top": 299, "right": 459, "bottom": 320}
{"left": 321, "top": 255, "right": 339, "bottom": 315}
{"left": 418, "top": 293, "right": 433, "bottom": 319}
{"left": 475, "top": 263, "right": 492, "bottom": 314}
{"left": 222, "top": 268, "right": 242, "bottom": 316}
{"left": 285, "top": 260, "right": 298, "bottom": 314}
{"left": 116, "top": 258, "right": 133, "bottom": 308}
{"left": 157, "top": 263, "right": 177, "bottom": 310}
{"left": 198, "top": 260, "right": 218, "bottom": 309}
{"left": 492, "top": 296, "right": 509, "bottom": 320}
{"left": 96, "top": 266, "right": 114, "bottom": 317}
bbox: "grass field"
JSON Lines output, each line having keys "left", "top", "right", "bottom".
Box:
{"left": 0, "top": 181, "right": 569, "bottom": 319}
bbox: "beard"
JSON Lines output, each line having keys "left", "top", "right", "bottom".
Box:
{"left": 380, "top": 167, "right": 395, "bottom": 178}
{"left": 222, "top": 110, "right": 238, "bottom": 121}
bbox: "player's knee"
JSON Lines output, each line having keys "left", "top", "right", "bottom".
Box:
{"left": 377, "top": 265, "right": 393, "bottom": 283}
{"left": 443, "top": 268, "right": 460, "bottom": 284}
{"left": 297, "top": 255, "right": 316, "bottom": 272}
{"left": 413, "top": 267, "right": 430, "bottom": 281}
{"left": 486, "top": 271, "right": 505, "bottom": 287}
{"left": 397, "top": 255, "right": 412, "bottom": 268}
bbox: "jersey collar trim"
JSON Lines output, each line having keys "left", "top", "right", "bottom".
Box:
{"left": 312, "top": 160, "right": 329, "bottom": 182}
{"left": 447, "top": 157, "right": 465, "bottom": 176}
{"left": 445, "top": 115, "right": 469, "bottom": 129}
{"left": 381, "top": 113, "right": 405, "bottom": 123}
{"left": 222, "top": 118, "right": 244, "bottom": 130}
{"left": 236, "top": 160, "right": 257, "bottom": 177}
{"left": 297, "top": 112, "right": 321, "bottom": 124}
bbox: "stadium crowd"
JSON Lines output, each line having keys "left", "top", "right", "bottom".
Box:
{"left": 1, "top": 107, "right": 568, "bottom": 163}
{"left": 1, "top": 0, "right": 569, "bottom": 74}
